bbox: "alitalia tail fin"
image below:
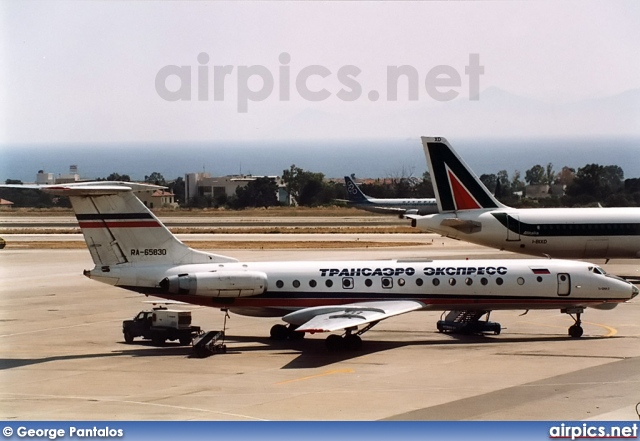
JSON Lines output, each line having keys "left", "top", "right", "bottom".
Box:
{"left": 41, "top": 182, "right": 237, "bottom": 266}
{"left": 421, "top": 137, "right": 506, "bottom": 212}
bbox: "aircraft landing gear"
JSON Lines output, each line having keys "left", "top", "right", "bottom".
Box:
{"left": 270, "top": 323, "right": 305, "bottom": 341}
{"left": 563, "top": 307, "right": 584, "bottom": 338}
{"left": 325, "top": 321, "right": 379, "bottom": 352}
{"left": 325, "top": 332, "right": 363, "bottom": 352}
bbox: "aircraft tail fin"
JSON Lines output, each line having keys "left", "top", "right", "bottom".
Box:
{"left": 344, "top": 176, "right": 370, "bottom": 203}
{"left": 41, "top": 182, "right": 237, "bottom": 266}
{"left": 421, "top": 137, "right": 506, "bottom": 212}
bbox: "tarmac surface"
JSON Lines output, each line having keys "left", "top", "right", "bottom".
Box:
{"left": 1, "top": 236, "right": 639, "bottom": 421}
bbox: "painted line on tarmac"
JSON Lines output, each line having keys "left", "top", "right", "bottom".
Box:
{"left": 518, "top": 318, "right": 617, "bottom": 337}
{"left": 276, "top": 368, "right": 354, "bottom": 385}
{"left": 0, "top": 320, "right": 120, "bottom": 338}
{"left": 1, "top": 392, "right": 268, "bottom": 421}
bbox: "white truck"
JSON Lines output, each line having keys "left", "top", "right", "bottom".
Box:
{"left": 122, "top": 307, "right": 201, "bottom": 346}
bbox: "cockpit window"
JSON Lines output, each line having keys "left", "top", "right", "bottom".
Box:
{"left": 591, "top": 267, "right": 606, "bottom": 275}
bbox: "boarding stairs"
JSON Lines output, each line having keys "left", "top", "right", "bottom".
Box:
{"left": 436, "top": 310, "right": 501, "bottom": 335}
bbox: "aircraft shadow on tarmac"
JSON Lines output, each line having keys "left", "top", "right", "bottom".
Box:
{"left": 0, "top": 333, "right": 619, "bottom": 371}
{"left": 190, "top": 332, "right": 618, "bottom": 369}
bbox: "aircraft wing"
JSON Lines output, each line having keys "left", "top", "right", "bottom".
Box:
{"left": 282, "top": 300, "right": 425, "bottom": 333}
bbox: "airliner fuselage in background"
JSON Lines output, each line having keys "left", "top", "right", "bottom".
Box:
{"left": 409, "top": 137, "right": 640, "bottom": 259}
{"left": 342, "top": 176, "right": 438, "bottom": 216}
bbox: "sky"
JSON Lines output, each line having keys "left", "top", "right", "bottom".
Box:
{"left": 2, "top": 0, "right": 639, "bottom": 147}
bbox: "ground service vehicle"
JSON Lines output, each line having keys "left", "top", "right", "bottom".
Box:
{"left": 122, "top": 307, "right": 201, "bottom": 345}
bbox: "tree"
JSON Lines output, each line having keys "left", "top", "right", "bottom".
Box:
{"left": 233, "top": 177, "right": 279, "bottom": 208}
{"left": 145, "top": 172, "right": 166, "bottom": 186}
{"left": 479, "top": 174, "right": 497, "bottom": 194}
{"left": 297, "top": 172, "right": 326, "bottom": 206}
{"left": 511, "top": 170, "right": 524, "bottom": 193}
{"left": 545, "top": 162, "right": 555, "bottom": 185}
{"left": 108, "top": 172, "right": 130, "bottom": 181}
{"left": 413, "top": 171, "right": 435, "bottom": 198}
{"left": 565, "top": 164, "right": 624, "bottom": 206}
{"left": 557, "top": 166, "right": 575, "bottom": 186}
{"left": 168, "top": 177, "right": 185, "bottom": 204}
{"left": 494, "top": 170, "right": 509, "bottom": 194}
{"left": 282, "top": 165, "right": 305, "bottom": 206}
{"left": 525, "top": 165, "right": 545, "bottom": 185}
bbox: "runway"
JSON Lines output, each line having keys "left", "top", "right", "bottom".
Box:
{"left": 0, "top": 214, "right": 405, "bottom": 229}
{"left": 1, "top": 240, "right": 639, "bottom": 421}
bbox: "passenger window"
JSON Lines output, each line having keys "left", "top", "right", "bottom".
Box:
{"left": 381, "top": 277, "right": 393, "bottom": 289}
{"left": 416, "top": 278, "right": 423, "bottom": 286}
{"left": 496, "top": 277, "right": 503, "bottom": 285}
{"left": 309, "top": 280, "right": 317, "bottom": 287}
{"left": 325, "top": 280, "right": 333, "bottom": 288}
{"left": 465, "top": 278, "right": 472, "bottom": 286}
{"left": 448, "top": 278, "right": 456, "bottom": 286}
{"left": 293, "top": 280, "right": 300, "bottom": 288}
{"left": 432, "top": 278, "right": 440, "bottom": 286}
{"left": 365, "top": 279, "right": 373, "bottom": 287}
{"left": 342, "top": 277, "right": 354, "bottom": 289}
{"left": 276, "top": 280, "right": 284, "bottom": 288}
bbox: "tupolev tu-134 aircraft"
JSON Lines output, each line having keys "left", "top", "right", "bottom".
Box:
{"left": 409, "top": 137, "right": 640, "bottom": 260}
{"left": 10, "top": 182, "right": 638, "bottom": 348}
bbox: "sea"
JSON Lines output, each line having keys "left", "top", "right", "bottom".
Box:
{"left": 1, "top": 136, "right": 639, "bottom": 183}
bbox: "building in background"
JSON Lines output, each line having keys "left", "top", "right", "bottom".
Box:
{"left": 137, "top": 189, "right": 177, "bottom": 209}
{"left": 525, "top": 184, "right": 565, "bottom": 199}
{"left": 184, "top": 173, "right": 289, "bottom": 204}
{"left": 36, "top": 170, "right": 55, "bottom": 185}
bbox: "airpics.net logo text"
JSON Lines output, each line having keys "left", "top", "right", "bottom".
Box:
{"left": 155, "top": 52, "right": 484, "bottom": 112}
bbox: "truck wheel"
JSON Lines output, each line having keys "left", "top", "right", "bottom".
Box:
{"left": 179, "top": 337, "right": 192, "bottom": 346}
{"left": 124, "top": 331, "right": 134, "bottom": 344}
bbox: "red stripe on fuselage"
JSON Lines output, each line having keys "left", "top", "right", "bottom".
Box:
{"left": 146, "top": 294, "right": 624, "bottom": 310}
{"left": 78, "top": 221, "right": 161, "bottom": 228}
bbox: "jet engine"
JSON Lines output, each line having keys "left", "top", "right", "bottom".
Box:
{"left": 160, "top": 271, "right": 267, "bottom": 297}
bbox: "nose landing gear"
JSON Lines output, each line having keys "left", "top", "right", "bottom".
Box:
{"left": 563, "top": 307, "right": 584, "bottom": 338}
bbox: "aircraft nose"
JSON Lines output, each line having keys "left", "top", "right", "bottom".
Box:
{"left": 631, "top": 284, "right": 639, "bottom": 299}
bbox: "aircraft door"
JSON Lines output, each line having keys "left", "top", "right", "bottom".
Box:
{"left": 557, "top": 273, "right": 571, "bottom": 296}
{"left": 506, "top": 214, "right": 521, "bottom": 241}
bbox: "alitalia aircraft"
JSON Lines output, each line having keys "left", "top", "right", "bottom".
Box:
{"left": 409, "top": 137, "right": 640, "bottom": 260}
{"left": 342, "top": 176, "right": 438, "bottom": 216}
{"left": 10, "top": 182, "right": 637, "bottom": 346}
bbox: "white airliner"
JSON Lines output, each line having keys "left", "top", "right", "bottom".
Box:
{"left": 11, "top": 182, "right": 638, "bottom": 347}
{"left": 342, "top": 176, "right": 438, "bottom": 216}
{"left": 409, "top": 137, "right": 640, "bottom": 260}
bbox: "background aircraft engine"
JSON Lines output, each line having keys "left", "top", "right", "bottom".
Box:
{"left": 160, "top": 271, "right": 267, "bottom": 297}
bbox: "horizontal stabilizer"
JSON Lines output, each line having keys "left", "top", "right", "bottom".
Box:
{"left": 440, "top": 218, "right": 483, "bottom": 234}
{"left": 282, "top": 300, "right": 425, "bottom": 333}
{"left": 1, "top": 181, "right": 165, "bottom": 196}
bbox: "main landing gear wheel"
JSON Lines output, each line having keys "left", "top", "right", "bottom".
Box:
{"left": 270, "top": 324, "right": 305, "bottom": 341}
{"left": 325, "top": 333, "right": 363, "bottom": 352}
